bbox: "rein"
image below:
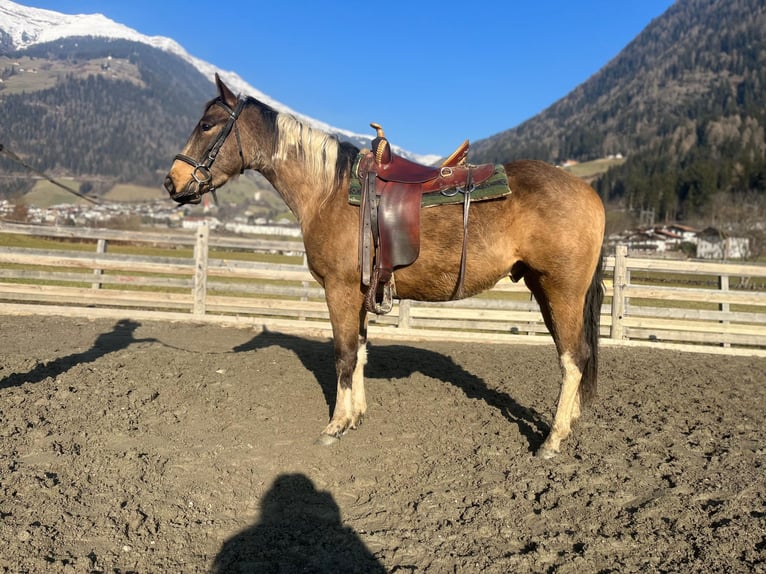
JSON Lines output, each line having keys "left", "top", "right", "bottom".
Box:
{"left": 0, "top": 143, "right": 99, "bottom": 205}
{"left": 173, "top": 97, "right": 246, "bottom": 205}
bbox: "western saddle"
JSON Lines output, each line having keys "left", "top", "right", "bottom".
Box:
{"left": 357, "top": 123, "right": 496, "bottom": 314}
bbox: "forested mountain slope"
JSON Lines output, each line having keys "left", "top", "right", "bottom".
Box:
{"left": 469, "top": 0, "right": 766, "bottom": 222}
{"left": 0, "top": 38, "right": 213, "bottom": 194}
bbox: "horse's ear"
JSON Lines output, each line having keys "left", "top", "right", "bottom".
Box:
{"left": 214, "top": 73, "right": 237, "bottom": 107}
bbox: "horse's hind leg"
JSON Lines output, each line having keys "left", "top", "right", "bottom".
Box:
{"left": 525, "top": 272, "right": 595, "bottom": 459}
{"left": 543, "top": 341, "right": 588, "bottom": 458}
{"left": 317, "top": 285, "right": 368, "bottom": 445}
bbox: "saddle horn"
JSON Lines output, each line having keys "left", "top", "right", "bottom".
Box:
{"left": 370, "top": 122, "right": 392, "bottom": 166}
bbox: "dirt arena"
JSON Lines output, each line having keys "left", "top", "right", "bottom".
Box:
{"left": 0, "top": 314, "right": 764, "bottom": 573}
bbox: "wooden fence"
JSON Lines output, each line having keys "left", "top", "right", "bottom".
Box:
{"left": 0, "top": 221, "right": 764, "bottom": 356}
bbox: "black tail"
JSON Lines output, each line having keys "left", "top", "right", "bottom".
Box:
{"left": 580, "top": 252, "right": 605, "bottom": 405}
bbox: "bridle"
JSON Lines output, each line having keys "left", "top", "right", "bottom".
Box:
{"left": 173, "top": 96, "right": 247, "bottom": 205}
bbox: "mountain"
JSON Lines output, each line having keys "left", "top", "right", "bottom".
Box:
{"left": 0, "top": 0, "right": 437, "bottom": 202}
{"left": 0, "top": 0, "right": 402, "bottom": 151}
{"left": 3, "top": 0, "right": 765, "bottom": 233}
{"left": 469, "top": 0, "right": 766, "bottom": 224}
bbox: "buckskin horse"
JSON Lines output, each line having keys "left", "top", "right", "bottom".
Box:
{"left": 164, "top": 75, "right": 605, "bottom": 458}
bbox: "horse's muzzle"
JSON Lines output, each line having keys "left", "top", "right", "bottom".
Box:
{"left": 164, "top": 176, "right": 203, "bottom": 205}
{"left": 163, "top": 176, "right": 176, "bottom": 196}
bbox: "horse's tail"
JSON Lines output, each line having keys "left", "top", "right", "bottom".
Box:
{"left": 580, "top": 251, "right": 605, "bottom": 405}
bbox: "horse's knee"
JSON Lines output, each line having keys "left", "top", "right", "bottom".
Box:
{"left": 335, "top": 353, "right": 356, "bottom": 389}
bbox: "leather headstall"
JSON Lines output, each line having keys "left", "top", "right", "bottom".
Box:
{"left": 173, "top": 97, "right": 247, "bottom": 205}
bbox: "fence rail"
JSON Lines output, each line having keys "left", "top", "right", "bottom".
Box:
{"left": 0, "top": 221, "right": 764, "bottom": 356}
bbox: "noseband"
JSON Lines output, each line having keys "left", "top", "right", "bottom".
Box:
{"left": 173, "top": 97, "right": 246, "bottom": 204}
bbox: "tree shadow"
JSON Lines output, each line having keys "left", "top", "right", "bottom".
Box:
{"left": 212, "top": 473, "right": 385, "bottom": 574}
{"left": 0, "top": 319, "right": 156, "bottom": 389}
{"left": 233, "top": 330, "right": 548, "bottom": 452}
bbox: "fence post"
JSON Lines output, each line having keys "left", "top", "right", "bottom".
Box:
{"left": 300, "top": 253, "right": 309, "bottom": 321}
{"left": 398, "top": 299, "right": 411, "bottom": 329}
{"left": 610, "top": 244, "right": 628, "bottom": 340}
{"left": 527, "top": 291, "right": 536, "bottom": 336}
{"left": 193, "top": 221, "right": 209, "bottom": 316}
{"left": 719, "top": 274, "right": 730, "bottom": 348}
{"left": 91, "top": 238, "right": 107, "bottom": 289}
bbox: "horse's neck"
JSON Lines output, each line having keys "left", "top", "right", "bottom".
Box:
{"left": 264, "top": 163, "right": 328, "bottom": 223}
{"left": 254, "top": 113, "right": 345, "bottom": 225}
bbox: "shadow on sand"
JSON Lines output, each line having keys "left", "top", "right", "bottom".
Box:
{"left": 0, "top": 319, "right": 155, "bottom": 389}
{"left": 212, "top": 473, "right": 386, "bottom": 574}
{"left": 233, "top": 329, "right": 548, "bottom": 452}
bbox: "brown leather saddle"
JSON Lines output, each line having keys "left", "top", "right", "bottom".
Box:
{"left": 357, "top": 123, "right": 496, "bottom": 314}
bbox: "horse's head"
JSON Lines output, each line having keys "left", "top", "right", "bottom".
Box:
{"left": 164, "top": 74, "right": 247, "bottom": 205}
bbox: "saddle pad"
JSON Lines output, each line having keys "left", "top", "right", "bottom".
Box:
{"left": 348, "top": 154, "right": 512, "bottom": 207}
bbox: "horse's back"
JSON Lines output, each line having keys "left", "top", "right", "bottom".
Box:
{"left": 504, "top": 159, "right": 604, "bottom": 238}
{"left": 504, "top": 160, "right": 602, "bottom": 206}
{"left": 390, "top": 159, "right": 603, "bottom": 301}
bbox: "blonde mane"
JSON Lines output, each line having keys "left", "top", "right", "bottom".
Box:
{"left": 273, "top": 113, "right": 341, "bottom": 196}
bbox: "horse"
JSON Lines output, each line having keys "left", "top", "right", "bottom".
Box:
{"left": 164, "top": 74, "right": 605, "bottom": 459}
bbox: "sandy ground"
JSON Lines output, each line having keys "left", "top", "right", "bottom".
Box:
{"left": 0, "top": 314, "right": 764, "bottom": 573}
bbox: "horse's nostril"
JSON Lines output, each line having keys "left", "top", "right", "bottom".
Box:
{"left": 163, "top": 176, "right": 175, "bottom": 195}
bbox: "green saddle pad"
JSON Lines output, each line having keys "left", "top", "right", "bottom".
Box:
{"left": 348, "top": 154, "right": 511, "bottom": 207}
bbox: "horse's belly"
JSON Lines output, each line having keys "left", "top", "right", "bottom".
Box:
{"left": 392, "top": 258, "right": 511, "bottom": 302}
{"left": 389, "top": 199, "right": 518, "bottom": 301}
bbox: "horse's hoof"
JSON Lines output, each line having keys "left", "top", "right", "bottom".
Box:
{"left": 315, "top": 433, "right": 340, "bottom": 447}
{"left": 350, "top": 415, "right": 364, "bottom": 430}
{"left": 536, "top": 446, "right": 558, "bottom": 459}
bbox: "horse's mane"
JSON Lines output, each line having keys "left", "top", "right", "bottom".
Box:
{"left": 204, "top": 96, "right": 358, "bottom": 188}
{"left": 273, "top": 110, "right": 358, "bottom": 191}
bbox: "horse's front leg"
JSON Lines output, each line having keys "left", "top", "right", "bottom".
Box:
{"left": 317, "top": 286, "right": 368, "bottom": 445}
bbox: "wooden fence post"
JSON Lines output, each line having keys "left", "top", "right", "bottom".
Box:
{"left": 398, "top": 299, "right": 411, "bottom": 329}
{"left": 610, "top": 244, "right": 628, "bottom": 340}
{"left": 300, "top": 252, "right": 309, "bottom": 321}
{"left": 91, "top": 238, "right": 107, "bottom": 289}
{"left": 193, "top": 221, "right": 209, "bottom": 316}
{"left": 719, "top": 274, "right": 730, "bottom": 348}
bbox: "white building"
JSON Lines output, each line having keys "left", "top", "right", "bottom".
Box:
{"left": 696, "top": 227, "right": 751, "bottom": 259}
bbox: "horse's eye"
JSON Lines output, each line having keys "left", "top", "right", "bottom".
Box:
{"left": 200, "top": 122, "right": 214, "bottom": 132}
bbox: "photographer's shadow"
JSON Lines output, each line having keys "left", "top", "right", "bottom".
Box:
{"left": 212, "top": 473, "right": 385, "bottom": 573}
{"left": 234, "top": 329, "right": 548, "bottom": 452}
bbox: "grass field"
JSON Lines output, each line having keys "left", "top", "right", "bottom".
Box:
{"left": 21, "top": 180, "right": 94, "bottom": 207}
{"left": 17, "top": 171, "right": 290, "bottom": 217}
{"left": 0, "top": 56, "right": 143, "bottom": 95}
{"left": 23, "top": 180, "right": 166, "bottom": 206}
{"left": 103, "top": 184, "right": 166, "bottom": 202}
{"left": 0, "top": 231, "right": 300, "bottom": 264}
{"left": 562, "top": 157, "right": 626, "bottom": 179}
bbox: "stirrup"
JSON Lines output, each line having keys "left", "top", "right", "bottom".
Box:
{"left": 364, "top": 269, "right": 393, "bottom": 314}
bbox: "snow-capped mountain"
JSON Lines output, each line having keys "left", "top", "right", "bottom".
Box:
{"left": 0, "top": 0, "right": 437, "bottom": 163}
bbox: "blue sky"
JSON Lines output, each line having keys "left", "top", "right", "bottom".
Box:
{"left": 24, "top": 1, "right": 675, "bottom": 156}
